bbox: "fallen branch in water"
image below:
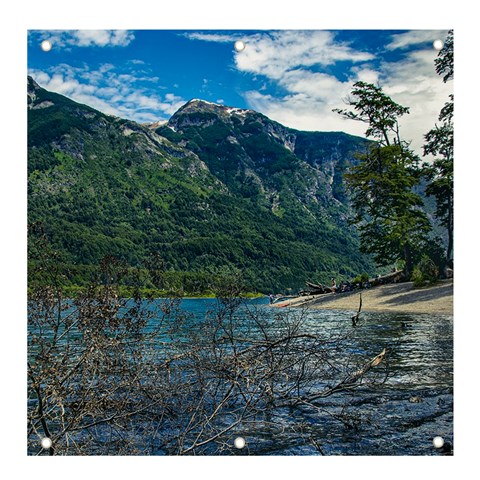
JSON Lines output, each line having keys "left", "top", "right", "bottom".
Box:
{"left": 351, "top": 292, "right": 362, "bottom": 327}
{"left": 291, "top": 347, "right": 387, "bottom": 405}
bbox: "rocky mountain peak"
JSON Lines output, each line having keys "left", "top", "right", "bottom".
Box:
{"left": 167, "top": 98, "right": 256, "bottom": 129}
{"left": 27, "top": 75, "right": 41, "bottom": 92}
{"left": 27, "top": 76, "right": 43, "bottom": 106}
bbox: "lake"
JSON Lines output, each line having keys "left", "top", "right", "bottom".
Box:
{"left": 171, "top": 298, "right": 453, "bottom": 455}
{"left": 27, "top": 296, "right": 453, "bottom": 456}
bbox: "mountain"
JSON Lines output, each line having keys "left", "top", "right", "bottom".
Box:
{"left": 27, "top": 77, "right": 374, "bottom": 293}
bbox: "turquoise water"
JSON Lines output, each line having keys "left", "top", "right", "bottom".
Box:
{"left": 28, "top": 297, "right": 453, "bottom": 455}
{"left": 170, "top": 298, "right": 453, "bottom": 455}
{"left": 186, "top": 299, "right": 453, "bottom": 455}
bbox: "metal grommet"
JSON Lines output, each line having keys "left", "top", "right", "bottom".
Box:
{"left": 234, "top": 436, "right": 246, "bottom": 449}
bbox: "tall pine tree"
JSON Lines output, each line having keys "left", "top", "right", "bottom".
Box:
{"left": 335, "top": 82, "right": 431, "bottom": 277}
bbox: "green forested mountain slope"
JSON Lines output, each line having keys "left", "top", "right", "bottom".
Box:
{"left": 28, "top": 77, "right": 374, "bottom": 293}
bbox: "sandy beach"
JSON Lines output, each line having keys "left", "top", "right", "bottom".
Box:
{"left": 272, "top": 279, "right": 453, "bottom": 315}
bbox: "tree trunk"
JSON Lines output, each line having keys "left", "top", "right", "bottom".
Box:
{"left": 447, "top": 195, "right": 453, "bottom": 265}
{"left": 403, "top": 244, "right": 413, "bottom": 279}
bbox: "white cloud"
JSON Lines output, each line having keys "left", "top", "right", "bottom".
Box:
{"left": 29, "top": 30, "right": 135, "bottom": 49}
{"left": 182, "top": 32, "right": 240, "bottom": 43}
{"left": 28, "top": 63, "right": 186, "bottom": 124}
{"left": 234, "top": 31, "right": 374, "bottom": 79}
{"left": 280, "top": 70, "right": 350, "bottom": 101}
{"left": 245, "top": 90, "right": 367, "bottom": 136}
{"left": 386, "top": 30, "right": 449, "bottom": 50}
{"left": 349, "top": 66, "right": 380, "bottom": 85}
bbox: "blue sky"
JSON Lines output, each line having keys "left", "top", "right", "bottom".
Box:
{"left": 28, "top": 29, "right": 452, "bottom": 153}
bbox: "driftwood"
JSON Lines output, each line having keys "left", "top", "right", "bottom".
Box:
{"left": 294, "top": 347, "right": 387, "bottom": 403}
{"left": 304, "top": 281, "right": 334, "bottom": 295}
{"left": 343, "top": 347, "right": 387, "bottom": 385}
{"left": 303, "top": 269, "right": 404, "bottom": 298}
{"left": 369, "top": 270, "right": 404, "bottom": 286}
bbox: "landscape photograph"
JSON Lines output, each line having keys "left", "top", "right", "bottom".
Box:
{"left": 27, "top": 28, "right": 453, "bottom": 456}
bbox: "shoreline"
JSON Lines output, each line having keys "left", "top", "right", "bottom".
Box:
{"left": 272, "top": 279, "right": 453, "bottom": 315}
